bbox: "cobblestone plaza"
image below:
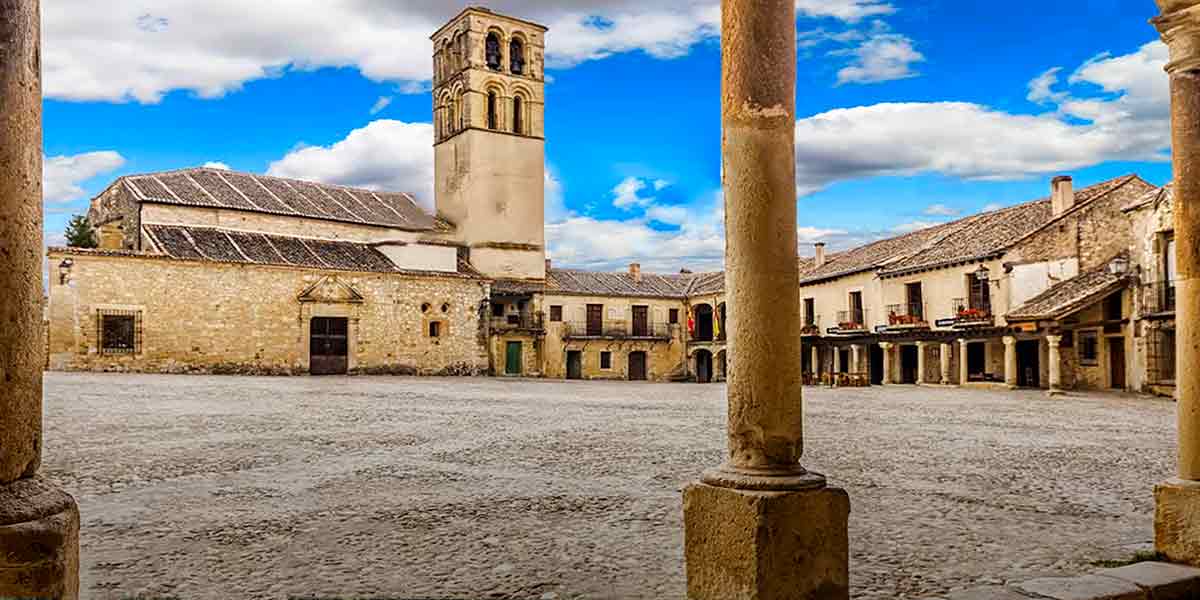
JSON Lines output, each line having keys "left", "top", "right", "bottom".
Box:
{"left": 43, "top": 373, "right": 1173, "bottom": 599}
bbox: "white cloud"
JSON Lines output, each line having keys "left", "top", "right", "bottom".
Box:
{"left": 544, "top": 166, "right": 569, "bottom": 223}
{"left": 43, "top": 151, "right": 126, "bottom": 203}
{"left": 44, "top": 1, "right": 912, "bottom": 103}
{"left": 369, "top": 96, "right": 393, "bottom": 115}
{"left": 981, "top": 203, "right": 1004, "bottom": 212}
{"left": 646, "top": 204, "right": 689, "bottom": 225}
{"left": 795, "top": 41, "right": 1170, "bottom": 193}
{"left": 835, "top": 32, "right": 924, "bottom": 85}
{"left": 202, "top": 161, "right": 231, "bottom": 170}
{"left": 266, "top": 119, "right": 435, "bottom": 209}
{"left": 1027, "top": 67, "right": 1065, "bottom": 104}
{"left": 891, "top": 220, "right": 942, "bottom": 233}
{"left": 923, "top": 204, "right": 960, "bottom": 217}
{"left": 612, "top": 177, "right": 654, "bottom": 209}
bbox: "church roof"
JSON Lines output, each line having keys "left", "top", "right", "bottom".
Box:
{"left": 138, "top": 224, "right": 481, "bottom": 278}
{"left": 111, "top": 167, "right": 449, "bottom": 232}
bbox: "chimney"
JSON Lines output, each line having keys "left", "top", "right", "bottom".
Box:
{"left": 1052, "top": 175, "right": 1074, "bottom": 217}
{"left": 814, "top": 242, "right": 826, "bottom": 268}
{"left": 629, "top": 262, "right": 642, "bottom": 283}
{"left": 545, "top": 258, "right": 552, "bottom": 272}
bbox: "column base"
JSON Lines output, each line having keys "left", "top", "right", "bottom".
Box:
{"left": 1155, "top": 478, "right": 1200, "bottom": 566}
{"left": 683, "top": 480, "right": 850, "bottom": 600}
{"left": 1047, "top": 388, "right": 1065, "bottom": 397}
{"left": 0, "top": 476, "right": 80, "bottom": 600}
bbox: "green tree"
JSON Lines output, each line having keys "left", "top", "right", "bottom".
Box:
{"left": 63, "top": 214, "right": 97, "bottom": 248}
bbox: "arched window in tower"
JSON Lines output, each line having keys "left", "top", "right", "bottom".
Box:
{"left": 447, "top": 101, "right": 456, "bottom": 136}
{"left": 486, "top": 33, "right": 502, "bottom": 71}
{"left": 512, "top": 96, "right": 523, "bottom": 135}
{"left": 510, "top": 38, "right": 525, "bottom": 75}
{"left": 487, "top": 91, "right": 499, "bottom": 130}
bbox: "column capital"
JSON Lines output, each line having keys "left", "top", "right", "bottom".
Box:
{"left": 1153, "top": 1, "right": 1200, "bottom": 74}
{"left": 1003, "top": 335, "right": 1017, "bottom": 346}
{"left": 879, "top": 341, "right": 893, "bottom": 350}
{"left": 915, "top": 340, "right": 927, "bottom": 348}
{"left": 1046, "top": 334, "right": 1063, "bottom": 346}
{"left": 958, "top": 338, "right": 970, "bottom": 346}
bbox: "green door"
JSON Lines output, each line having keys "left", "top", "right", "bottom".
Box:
{"left": 505, "top": 341, "right": 522, "bottom": 375}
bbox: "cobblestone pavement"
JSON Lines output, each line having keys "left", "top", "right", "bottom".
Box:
{"left": 42, "top": 373, "right": 1174, "bottom": 600}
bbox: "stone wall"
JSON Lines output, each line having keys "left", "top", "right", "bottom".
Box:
{"left": 47, "top": 250, "right": 489, "bottom": 375}
{"left": 87, "top": 182, "right": 141, "bottom": 250}
{"left": 540, "top": 293, "right": 687, "bottom": 381}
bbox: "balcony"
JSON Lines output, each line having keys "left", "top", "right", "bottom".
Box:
{"left": 1142, "top": 281, "right": 1176, "bottom": 315}
{"left": 562, "top": 320, "right": 671, "bottom": 340}
{"left": 491, "top": 312, "right": 545, "bottom": 331}
{"left": 800, "top": 321, "right": 821, "bottom": 337}
{"left": 951, "top": 298, "right": 994, "bottom": 327}
{"left": 886, "top": 303, "right": 928, "bottom": 328}
{"left": 833, "top": 310, "right": 869, "bottom": 334}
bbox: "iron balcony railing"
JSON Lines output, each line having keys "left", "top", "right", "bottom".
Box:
{"left": 801, "top": 316, "right": 821, "bottom": 336}
{"left": 1142, "top": 281, "right": 1176, "bottom": 315}
{"left": 835, "top": 310, "right": 868, "bottom": 332}
{"left": 562, "top": 320, "right": 671, "bottom": 340}
{"left": 491, "top": 312, "right": 545, "bottom": 331}
{"left": 952, "top": 298, "right": 993, "bottom": 323}
{"left": 886, "top": 302, "right": 927, "bottom": 327}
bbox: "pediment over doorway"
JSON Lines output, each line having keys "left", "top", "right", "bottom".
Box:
{"left": 298, "top": 276, "right": 365, "bottom": 305}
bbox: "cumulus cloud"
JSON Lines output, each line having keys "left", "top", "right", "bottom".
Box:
{"left": 266, "top": 119, "right": 435, "bottom": 209}
{"left": 43, "top": 0, "right": 915, "bottom": 103}
{"left": 369, "top": 96, "right": 393, "bottom": 115}
{"left": 43, "top": 151, "right": 126, "bottom": 203}
{"left": 836, "top": 32, "right": 924, "bottom": 85}
{"left": 923, "top": 204, "right": 960, "bottom": 217}
{"left": 795, "top": 41, "right": 1170, "bottom": 194}
{"left": 202, "top": 161, "right": 231, "bottom": 170}
{"left": 612, "top": 177, "right": 656, "bottom": 209}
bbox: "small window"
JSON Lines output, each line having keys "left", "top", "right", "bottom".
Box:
{"left": 492, "top": 303, "right": 505, "bottom": 317}
{"left": 421, "top": 302, "right": 432, "bottom": 313}
{"left": 429, "top": 321, "right": 442, "bottom": 338}
{"left": 669, "top": 309, "right": 679, "bottom": 324}
{"left": 441, "top": 303, "right": 450, "bottom": 313}
{"left": 98, "top": 310, "right": 140, "bottom": 354}
{"left": 487, "top": 92, "right": 499, "bottom": 130}
{"left": 550, "top": 305, "right": 563, "bottom": 322}
{"left": 1079, "top": 331, "right": 1099, "bottom": 366}
{"left": 513, "top": 96, "right": 524, "bottom": 135}
{"left": 600, "top": 351, "right": 612, "bottom": 370}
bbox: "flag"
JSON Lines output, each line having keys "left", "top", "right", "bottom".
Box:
{"left": 687, "top": 307, "right": 695, "bottom": 334}
{"left": 713, "top": 301, "right": 721, "bottom": 338}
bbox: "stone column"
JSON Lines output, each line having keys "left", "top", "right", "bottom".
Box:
{"left": 0, "top": 2, "right": 80, "bottom": 597}
{"left": 879, "top": 342, "right": 892, "bottom": 385}
{"left": 811, "top": 344, "right": 820, "bottom": 376}
{"left": 939, "top": 342, "right": 952, "bottom": 385}
{"left": 958, "top": 339, "right": 970, "bottom": 386}
{"left": 1152, "top": 0, "right": 1200, "bottom": 566}
{"left": 915, "top": 341, "right": 927, "bottom": 385}
{"left": 851, "top": 344, "right": 862, "bottom": 374}
{"left": 833, "top": 345, "right": 842, "bottom": 374}
{"left": 684, "top": 0, "right": 849, "bottom": 596}
{"left": 1003, "top": 336, "right": 1018, "bottom": 389}
{"left": 1046, "top": 335, "right": 1064, "bottom": 396}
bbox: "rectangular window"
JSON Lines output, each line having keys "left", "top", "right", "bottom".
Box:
{"left": 587, "top": 304, "right": 603, "bottom": 336}
{"left": 1161, "top": 329, "right": 1177, "bottom": 381}
{"left": 549, "top": 305, "right": 563, "bottom": 322}
{"left": 804, "top": 298, "right": 816, "bottom": 326}
{"left": 1079, "top": 331, "right": 1100, "bottom": 366}
{"left": 98, "top": 310, "right": 140, "bottom": 354}
{"left": 905, "top": 282, "right": 924, "bottom": 320}
{"left": 600, "top": 351, "right": 612, "bottom": 370}
{"left": 849, "top": 291, "right": 864, "bottom": 325}
{"left": 429, "top": 321, "right": 442, "bottom": 338}
{"left": 669, "top": 308, "right": 679, "bottom": 324}
{"left": 492, "top": 303, "right": 505, "bottom": 317}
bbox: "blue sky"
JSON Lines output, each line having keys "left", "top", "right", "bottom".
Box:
{"left": 43, "top": 0, "right": 1172, "bottom": 272}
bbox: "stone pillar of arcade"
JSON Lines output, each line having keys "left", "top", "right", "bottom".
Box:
{"left": 682, "top": 1, "right": 850, "bottom": 597}
{"left": 958, "top": 339, "right": 970, "bottom": 387}
{"left": 1152, "top": 0, "right": 1200, "bottom": 566}
{"left": 1046, "top": 335, "right": 1064, "bottom": 396}
{"left": 915, "top": 341, "right": 927, "bottom": 385}
{"left": 939, "top": 342, "right": 952, "bottom": 385}
{"left": 0, "top": 2, "right": 81, "bottom": 597}
{"left": 879, "top": 342, "right": 893, "bottom": 385}
{"left": 1003, "top": 336, "right": 1018, "bottom": 389}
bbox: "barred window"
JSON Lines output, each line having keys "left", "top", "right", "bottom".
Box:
{"left": 549, "top": 305, "right": 563, "bottom": 322}
{"left": 1078, "top": 330, "right": 1099, "bottom": 366}
{"left": 98, "top": 310, "right": 141, "bottom": 354}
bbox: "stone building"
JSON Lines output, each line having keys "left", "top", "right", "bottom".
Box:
{"left": 45, "top": 7, "right": 1176, "bottom": 393}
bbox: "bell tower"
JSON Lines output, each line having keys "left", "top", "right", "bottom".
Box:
{"left": 432, "top": 7, "right": 547, "bottom": 280}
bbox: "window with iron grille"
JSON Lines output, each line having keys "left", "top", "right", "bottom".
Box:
{"left": 1078, "top": 330, "right": 1099, "bottom": 366}
{"left": 549, "top": 305, "right": 563, "bottom": 322}
{"left": 98, "top": 309, "right": 141, "bottom": 354}
{"left": 669, "top": 309, "right": 679, "bottom": 324}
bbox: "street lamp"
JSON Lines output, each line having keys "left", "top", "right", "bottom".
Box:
{"left": 1108, "top": 256, "right": 1130, "bottom": 276}
{"left": 974, "top": 264, "right": 990, "bottom": 282}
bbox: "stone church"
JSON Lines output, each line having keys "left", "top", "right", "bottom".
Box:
{"left": 47, "top": 7, "right": 550, "bottom": 376}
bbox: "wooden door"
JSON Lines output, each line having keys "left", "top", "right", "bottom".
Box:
{"left": 629, "top": 352, "right": 647, "bottom": 381}
{"left": 587, "top": 304, "right": 603, "bottom": 336}
{"left": 632, "top": 306, "right": 649, "bottom": 337}
{"left": 967, "top": 342, "right": 986, "bottom": 379}
{"left": 505, "top": 341, "right": 522, "bottom": 375}
{"left": 567, "top": 351, "right": 582, "bottom": 379}
{"left": 1017, "top": 340, "right": 1040, "bottom": 388}
{"left": 310, "top": 317, "right": 349, "bottom": 375}
{"left": 1109, "top": 339, "right": 1126, "bottom": 390}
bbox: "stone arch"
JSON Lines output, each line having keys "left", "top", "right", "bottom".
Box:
{"left": 483, "top": 81, "right": 507, "bottom": 131}
{"left": 485, "top": 28, "right": 505, "bottom": 71}
{"left": 509, "top": 32, "right": 528, "bottom": 75}
{"left": 694, "top": 349, "right": 714, "bottom": 384}
{"left": 715, "top": 349, "right": 727, "bottom": 382}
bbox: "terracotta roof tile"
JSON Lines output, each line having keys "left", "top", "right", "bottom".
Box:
{"left": 546, "top": 268, "right": 693, "bottom": 299}
{"left": 119, "top": 168, "right": 448, "bottom": 232}
{"left": 141, "top": 224, "right": 479, "bottom": 277}
{"left": 1007, "top": 261, "right": 1128, "bottom": 321}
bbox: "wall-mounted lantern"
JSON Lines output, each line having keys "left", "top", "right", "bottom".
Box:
{"left": 1108, "top": 256, "right": 1130, "bottom": 276}
{"left": 973, "top": 264, "right": 991, "bottom": 282}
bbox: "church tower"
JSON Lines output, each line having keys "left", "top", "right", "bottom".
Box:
{"left": 432, "top": 7, "right": 547, "bottom": 281}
